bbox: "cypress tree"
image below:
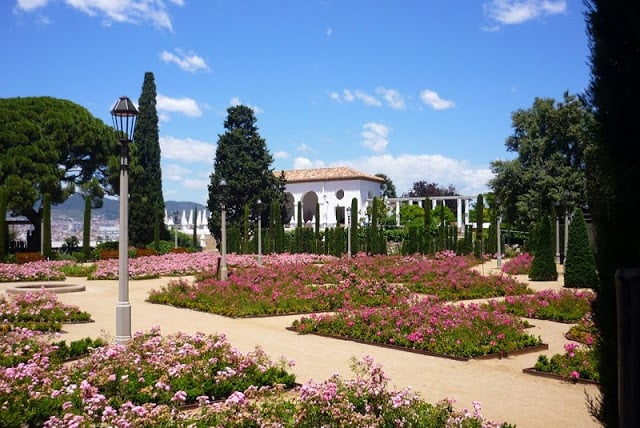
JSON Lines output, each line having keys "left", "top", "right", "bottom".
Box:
{"left": 243, "top": 205, "right": 250, "bottom": 254}
{"left": 474, "top": 194, "right": 484, "bottom": 258}
{"left": 297, "top": 201, "right": 303, "bottom": 228}
{"left": 369, "top": 197, "right": 379, "bottom": 254}
{"left": 350, "top": 198, "right": 358, "bottom": 255}
{"left": 423, "top": 197, "right": 433, "bottom": 254}
{"left": 437, "top": 204, "right": 445, "bottom": 251}
{"left": 42, "top": 193, "right": 52, "bottom": 258}
{"left": 564, "top": 208, "right": 598, "bottom": 289}
{"left": 315, "top": 202, "right": 321, "bottom": 253}
{"left": 529, "top": 215, "right": 558, "bottom": 281}
{"left": 192, "top": 206, "right": 198, "bottom": 250}
{"left": 130, "top": 72, "right": 166, "bottom": 246}
{"left": 0, "top": 187, "right": 7, "bottom": 260}
{"left": 83, "top": 196, "right": 91, "bottom": 258}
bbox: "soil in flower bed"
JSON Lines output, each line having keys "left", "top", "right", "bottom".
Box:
{"left": 522, "top": 367, "right": 599, "bottom": 385}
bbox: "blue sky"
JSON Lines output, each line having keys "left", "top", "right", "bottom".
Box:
{"left": 2, "top": 0, "right": 590, "bottom": 205}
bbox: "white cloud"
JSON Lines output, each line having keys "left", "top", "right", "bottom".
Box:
{"left": 361, "top": 122, "right": 390, "bottom": 153}
{"left": 420, "top": 89, "right": 456, "bottom": 110}
{"left": 273, "top": 151, "right": 289, "bottom": 159}
{"left": 336, "top": 154, "right": 493, "bottom": 197}
{"left": 160, "top": 49, "right": 210, "bottom": 72}
{"left": 16, "top": 0, "right": 48, "bottom": 12}
{"left": 297, "top": 143, "right": 314, "bottom": 153}
{"left": 157, "top": 94, "right": 202, "bottom": 117}
{"left": 330, "top": 89, "right": 382, "bottom": 107}
{"left": 182, "top": 178, "right": 209, "bottom": 190}
{"left": 228, "top": 97, "right": 264, "bottom": 114}
{"left": 293, "top": 157, "right": 325, "bottom": 169}
{"left": 326, "top": 27, "right": 332, "bottom": 36}
{"left": 483, "top": 0, "right": 566, "bottom": 26}
{"left": 160, "top": 136, "right": 216, "bottom": 163}
{"left": 376, "top": 87, "right": 406, "bottom": 110}
{"left": 51, "top": 0, "right": 183, "bottom": 31}
{"left": 164, "top": 163, "right": 191, "bottom": 181}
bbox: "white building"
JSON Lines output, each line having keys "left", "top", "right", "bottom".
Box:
{"left": 282, "top": 167, "right": 383, "bottom": 228}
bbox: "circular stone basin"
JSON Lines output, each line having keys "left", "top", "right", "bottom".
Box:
{"left": 7, "top": 283, "right": 85, "bottom": 294}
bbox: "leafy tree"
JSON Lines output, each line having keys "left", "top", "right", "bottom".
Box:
{"left": 129, "top": 72, "right": 166, "bottom": 246}
{"left": 399, "top": 204, "right": 424, "bottom": 226}
{"left": 564, "top": 208, "right": 597, "bottom": 289}
{"left": 489, "top": 92, "right": 595, "bottom": 228}
{"left": 528, "top": 215, "right": 558, "bottom": 281}
{"left": 375, "top": 173, "right": 397, "bottom": 198}
{"left": 0, "top": 97, "right": 114, "bottom": 251}
{"left": 207, "top": 105, "right": 284, "bottom": 240}
{"left": 585, "top": 2, "right": 640, "bottom": 424}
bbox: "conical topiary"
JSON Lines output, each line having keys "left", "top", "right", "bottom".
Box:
{"left": 564, "top": 208, "right": 598, "bottom": 288}
{"left": 529, "top": 214, "right": 558, "bottom": 281}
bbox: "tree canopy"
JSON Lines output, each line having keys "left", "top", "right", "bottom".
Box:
{"left": 207, "top": 105, "right": 284, "bottom": 240}
{"left": 0, "top": 96, "right": 115, "bottom": 249}
{"left": 489, "top": 92, "right": 594, "bottom": 228}
{"left": 404, "top": 181, "right": 458, "bottom": 198}
{"left": 375, "top": 173, "right": 397, "bottom": 198}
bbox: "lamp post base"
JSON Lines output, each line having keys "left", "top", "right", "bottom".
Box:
{"left": 115, "top": 301, "right": 131, "bottom": 344}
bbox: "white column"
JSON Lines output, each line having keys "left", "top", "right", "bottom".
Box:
{"left": 432, "top": 199, "right": 437, "bottom": 210}
{"left": 456, "top": 198, "right": 462, "bottom": 231}
{"left": 395, "top": 200, "right": 400, "bottom": 227}
{"left": 464, "top": 199, "right": 470, "bottom": 225}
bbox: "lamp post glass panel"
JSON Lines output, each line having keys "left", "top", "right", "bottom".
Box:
{"left": 257, "top": 199, "right": 262, "bottom": 266}
{"left": 111, "top": 96, "right": 137, "bottom": 344}
{"left": 219, "top": 179, "right": 228, "bottom": 280}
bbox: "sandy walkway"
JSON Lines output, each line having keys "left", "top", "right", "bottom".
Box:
{"left": 0, "top": 260, "right": 599, "bottom": 428}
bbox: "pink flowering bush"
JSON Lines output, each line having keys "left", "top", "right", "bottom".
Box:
{"left": 0, "top": 290, "right": 91, "bottom": 333}
{"left": 291, "top": 297, "right": 542, "bottom": 358}
{"left": 0, "top": 260, "right": 71, "bottom": 282}
{"left": 501, "top": 253, "right": 533, "bottom": 275}
{"left": 89, "top": 252, "right": 219, "bottom": 279}
{"left": 567, "top": 311, "right": 597, "bottom": 346}
{"left": 488, "top": 288, "right": 595, "bottom": 322}
{"left": 534, "top": 342, "right": 598, "bottom": 383}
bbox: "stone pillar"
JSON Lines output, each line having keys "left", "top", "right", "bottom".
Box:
{"left": 395, "top": 200, "right": 400, "bottom": 227}
{"left": 456, "top": 198, "right": 462, "bottom": 232}
{"left": 464, "top": 199, "right": 470, "bottom": 225}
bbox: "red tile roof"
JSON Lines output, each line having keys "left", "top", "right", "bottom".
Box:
{"left": 280, "top": 167, "right": 384, "bottom": 183}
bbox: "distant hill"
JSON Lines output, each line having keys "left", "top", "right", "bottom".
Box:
{"left": 51, "top": 194, "right": 206, "bottom": 223}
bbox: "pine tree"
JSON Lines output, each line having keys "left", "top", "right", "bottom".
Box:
{"left": 208, "top": 105, "right": 284, "bottom": 241}
{"left": 130, "top": 72, "right": 165, "bottom": 246}
{"left": 529, "top": 215, "right": 558, "bottom": 281}
{"left": 564, "top": 208, "right": 598, "bottom": 288}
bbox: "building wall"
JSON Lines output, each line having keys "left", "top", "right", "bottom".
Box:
{"left": 285, "top": 178, "right": 381, "bottom": 227}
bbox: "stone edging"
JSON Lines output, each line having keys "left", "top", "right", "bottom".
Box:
{"left": 522, "top": 367, "right": 599, "bottom": 385}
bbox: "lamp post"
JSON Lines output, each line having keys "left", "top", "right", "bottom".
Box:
{"left": 111, "top": 95, "right": 137, "bottom": 344}
{"left": 257, "top": 199, "right": 263, "bottom": 267}
{"left": 346, "top": 206, "right": 351, "bottom": 258}
{"left": 172, "top": 211, "right": 180, "bottom": 248}
{"left": 554, "top": 201, "right": 561, "bottom": 264}
{"left": 219, "top": 179, "right": 228, "bottom": 280}
{"left": 496, "top": 205, "right": 502, "bottom": 269}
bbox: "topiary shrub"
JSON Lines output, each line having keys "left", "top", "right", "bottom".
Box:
{"left": 529, "top": 215, "right": 558, "bottom": 281}
{"left": 564, "top": 208, "right": 598, "bottom": 288}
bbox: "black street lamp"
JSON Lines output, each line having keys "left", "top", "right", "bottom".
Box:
{"left": 111, "top": 95, "right": 137, "bottom": 344}
{"left": 257, "top": 199, "right": 263, "bottom": 267}
{"left": 219, "top": 179, "right": 228, "bottom": 280}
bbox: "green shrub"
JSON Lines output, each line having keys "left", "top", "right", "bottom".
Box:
{"left": 564, "top": 208, "right": 598, "bottom": 288}
{"left": 529, "top": 215, "right": 558, "bottom": 281}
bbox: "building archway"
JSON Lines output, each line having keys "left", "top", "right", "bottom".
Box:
{"left": 302, "top": 191, "right": 318, "bottom": 223}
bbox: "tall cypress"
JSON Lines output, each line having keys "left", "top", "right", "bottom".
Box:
{"left": 585, "top": 3, "right": 640, "bottom": 424}
{"left": 350, "top": 197, "right": 358, "bottom": 255}
{"left": 474, "top": 194, "right": 484, "bottom": 258}
{"left": 423, "top": 197, "right": 432, "bottom": 254}
{"left": 130, "top": 72, "right": 166, "bottom": 246}
{"left": 564, "top": 208, "right": 597, "bottom": 289}
{"left": 529, "top": 215, "right": 558, "bottom": 281}
{"left": 193, "top": 206, "right": 199, "bottom": 250}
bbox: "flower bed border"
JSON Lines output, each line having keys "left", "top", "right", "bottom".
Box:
{"left": 522, "top": 367, "right": 599, "bottom": 385}
{"left": 285, "top": 327, "right": 548, "bottom": 361}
